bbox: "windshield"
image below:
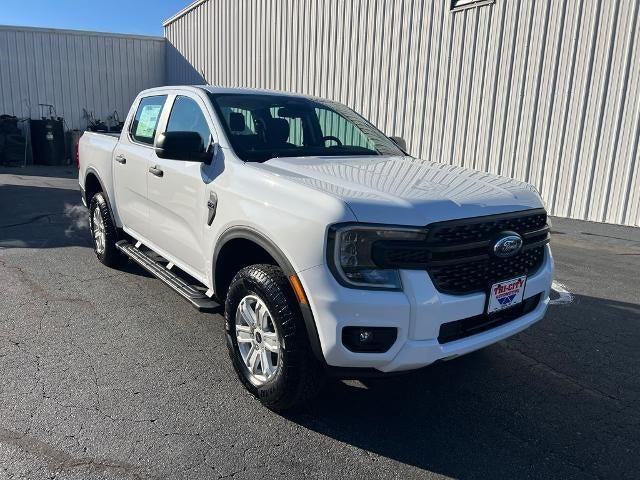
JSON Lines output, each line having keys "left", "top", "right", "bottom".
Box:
{"left": 207, "top": 93, "right": 404, "bottom": 162}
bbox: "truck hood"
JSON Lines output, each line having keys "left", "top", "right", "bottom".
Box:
{"left": 255, "top": 156, "right": 544, "bottom": 225}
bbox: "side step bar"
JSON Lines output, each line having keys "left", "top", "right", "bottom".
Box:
{"left": 116, "top": 240, "right": 221, "bottom": 312}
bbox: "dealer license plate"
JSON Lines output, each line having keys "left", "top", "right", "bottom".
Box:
{"left": 487, "top": 275, "right": 527, "bottom": 314}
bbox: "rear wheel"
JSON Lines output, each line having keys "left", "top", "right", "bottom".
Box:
{"left": 89, "top": 192, "right": 123, "bottom": 268}
{"left": 225, "top": 264, "right": 324, "bottom": 411}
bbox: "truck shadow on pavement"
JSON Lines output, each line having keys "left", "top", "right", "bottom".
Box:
{"left": 0, "top": 183, "right": 92, "bottom": 249}
{"left": 286, "top": 294, "right": 640, "bottom": 479}
{"left": 0, "top": 183, "right": 151, "bottom": 279}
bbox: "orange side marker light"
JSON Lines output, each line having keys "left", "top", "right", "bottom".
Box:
{"left": 289, "top": 275, "right": 308, "bottom": 305}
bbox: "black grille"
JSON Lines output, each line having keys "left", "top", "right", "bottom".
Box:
{"left": 371, "top": 209, "right": 550, "bottom": 295}
{"left": 430, "top": 212, "right": 547, "bottom": 244}
{"left": 438, "top": 293, "right": 542, "bottom": 344}
{"left": 429, "top": 245, "right": 545, "bottom": 295}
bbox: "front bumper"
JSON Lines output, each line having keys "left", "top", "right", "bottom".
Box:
{"left": 298, "top": 245, "right": 554, "bottom": 372}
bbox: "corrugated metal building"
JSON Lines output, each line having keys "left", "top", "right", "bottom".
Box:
{"left": 0, "top": 25, "right": 166, "bottom": 130}
{"left": 164, "top": 0, "right": 640, "bottom": 227}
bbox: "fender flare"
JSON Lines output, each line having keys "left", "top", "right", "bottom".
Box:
{"left": 84, "top": 167, "right": 117, "bottom": 228}
{"left": 213, "top": 226, "right": 324, "bottom": 363}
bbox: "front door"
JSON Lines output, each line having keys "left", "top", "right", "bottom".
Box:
{"left": 146, "top": 94, "right": 215, "bottom": 279}
{"left": 113, "top": 94, "right": 167, "bottom": 239}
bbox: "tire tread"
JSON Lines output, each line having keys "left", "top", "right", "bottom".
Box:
{"left": 89, "top": 192, "right": 124, "bottom": 268}
{"left": 225, "top": 264, "right": 324, "bottom": 411}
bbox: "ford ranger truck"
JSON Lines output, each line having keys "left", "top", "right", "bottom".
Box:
{"left": 78, "top": 86, "right": 554, "bottom": 411}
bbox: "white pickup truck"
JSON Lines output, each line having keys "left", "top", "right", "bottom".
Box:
{"left": 79, "top": 86, "right": 553, "bottom": 410}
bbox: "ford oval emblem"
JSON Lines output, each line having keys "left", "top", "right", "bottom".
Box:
{"left": 493, "top": 234, "right": 523, "bottom": 258}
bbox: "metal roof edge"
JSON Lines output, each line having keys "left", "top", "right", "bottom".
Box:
{"left": 163, "top": 0, "right": 208, "bottom": 27}
{"left": 0, "top": 24, "right": 165, "bottom": 41}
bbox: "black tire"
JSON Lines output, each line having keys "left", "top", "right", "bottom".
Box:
{"left": 225, "top": 264, "right": 324, "bottom": 411}
{"left": 89, "top": 192, "right": 124, "bottom": 268}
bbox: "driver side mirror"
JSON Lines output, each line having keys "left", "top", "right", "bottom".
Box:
{"left": 389, "top": 136, "right": 407, "bottom": 152}
{"left": 155, "top": 131, "right": 213, "bottom": 163}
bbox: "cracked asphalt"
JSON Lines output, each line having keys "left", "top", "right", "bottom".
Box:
{"left": 1, "top": 166, "right": 639, "bottom": 479}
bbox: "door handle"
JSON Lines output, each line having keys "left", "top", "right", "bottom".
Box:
{"left": 149, "top": 166, "right": 164, "bottom": 177}
{"left": 115, "top": 155, "right": 126, "bottom": 164}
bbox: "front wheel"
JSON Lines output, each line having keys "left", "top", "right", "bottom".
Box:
{"left": 225, "top": 264, "right": 324, "bottom": 411}
{"left": 89, "top": 192, "right": 123, "bottom": 268}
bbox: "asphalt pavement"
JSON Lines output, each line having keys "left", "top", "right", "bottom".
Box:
{"left": 1, "top": 166, "right": 638, "bottom": 479}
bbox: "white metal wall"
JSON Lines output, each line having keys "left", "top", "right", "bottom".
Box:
{"left": 0, "top": 25, "right": 166, "bottom": 130}
{"left": 164, "top": 0, "right": 640, "bottom": 226}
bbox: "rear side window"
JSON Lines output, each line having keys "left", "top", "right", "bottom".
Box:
{"left": 130, "top": 95, "right": 167, "bottom": 145}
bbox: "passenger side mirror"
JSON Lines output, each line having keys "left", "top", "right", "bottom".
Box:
{"left": 389, "top": 136, "right": 407, "bottom": 152}
{"left": 155, "top": 131, "right": 213, "bottom": 163}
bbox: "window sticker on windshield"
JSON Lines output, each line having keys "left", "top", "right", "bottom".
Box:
{"left": 135, "top": 105, "right": 162, "bottom": 138}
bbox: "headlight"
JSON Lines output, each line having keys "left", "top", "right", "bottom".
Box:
{"left": 328, "top": 224, "right": 427, "bottom": 290}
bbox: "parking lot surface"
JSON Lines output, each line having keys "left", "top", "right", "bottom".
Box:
{"left": 1, "top": 166, "right": 639, "bottom": 479}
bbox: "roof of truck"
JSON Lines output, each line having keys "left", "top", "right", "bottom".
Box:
{"left": 199, "top": 85, "right": 309, "bottom": 97}
{"left": 139, "top": 85, "right": 311, "bottom": 98}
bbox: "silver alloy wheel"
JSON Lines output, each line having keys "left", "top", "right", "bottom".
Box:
{"left": 92, "top": 208, "right": 106, "bottom": 255}
{"left": 235, "top": 295, "right": 280, "bottom": 385}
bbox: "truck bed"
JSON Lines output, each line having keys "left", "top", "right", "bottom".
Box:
{"left": 78, "top": 131, "right": 120, "bottom": 210}
{"left": 87, "top": 131, "right": 121, "bottom": 138}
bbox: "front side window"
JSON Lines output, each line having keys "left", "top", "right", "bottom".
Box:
{"left": 166, "top": 96, "right": 212, "bottom": 148}
{"left": 208, "top": 93, "right": 403, "bottom": 162}
{"left": 130, "top": 95, "right": 167, "bottom": 145}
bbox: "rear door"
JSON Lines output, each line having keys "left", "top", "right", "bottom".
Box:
{"left": 113, "top": 95, "right": 167, "bottom": 239}
{"left": 146, "top": 93, "right": 216, "bottom": 279}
